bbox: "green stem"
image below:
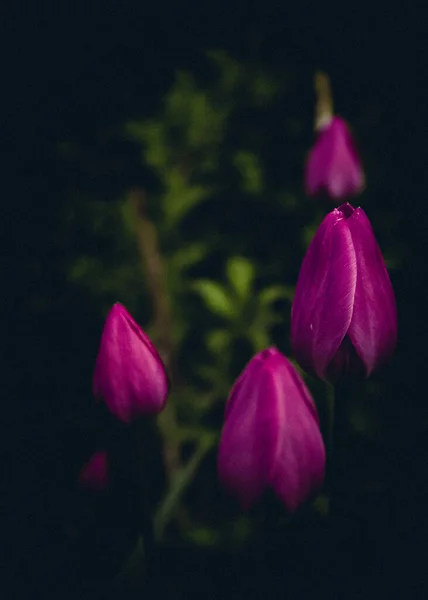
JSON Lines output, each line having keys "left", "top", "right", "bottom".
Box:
{"left": 154, "top": 435, "right": 217, "bottom": 540}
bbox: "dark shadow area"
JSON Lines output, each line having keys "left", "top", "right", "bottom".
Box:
{"left": 3, "top": 3, "right": 428, "bottom": 599}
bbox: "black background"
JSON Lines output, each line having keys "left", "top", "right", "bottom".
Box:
{"left": 3, "top": 3, "right": 428, "bottom": 598}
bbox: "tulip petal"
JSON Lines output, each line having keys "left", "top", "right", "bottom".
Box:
{"left": 93, "top": 303, "right": 169, "bottom": 423}
{"left": 291, "top": 210, "right": 357, "bottom": 380}
{"left": 79, "top": 451, "right": 109, "bottom": 492}
{"left": 218, "top": 349, "right": 277, "bottom": 509}
{"left": 346, "top": 208, "right": 397, "bottom": 374}
{"left": 218, "top": 349, "right": 325, "bottom": 512}
{"left": 305, "top": 117, "right": 365, "bottom": 200}
{"left": 268, "top": 358, "right": 326, "bottom": 512}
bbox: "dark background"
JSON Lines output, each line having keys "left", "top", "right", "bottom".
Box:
{"left": 3, "top": 3, "right": 428, "bottom": 599}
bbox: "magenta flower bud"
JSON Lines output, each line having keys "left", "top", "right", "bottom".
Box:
{"left": 305, "top": 116, "right": 365, "bottom": 200}
{"left": 93, "top": 303, "right": 169, "bottom": 423}
{"left": 291, "top": 203, "right": 397, "bottom": 382}
{"left": 217, "top": 348, "right": 325, "bottom": 513}
{"left": 78, "top": 451, "right": 110, "bottom": 492}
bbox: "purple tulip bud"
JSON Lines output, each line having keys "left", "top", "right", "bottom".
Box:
{"left": 291, "top": 204, "right": 397, "bottom": 382}
{"left": 217, "top": 348, "right": 325, "bottom": 513}
{"left": 78, "top": 451, "right": 110, "bottom": 492}
{"left": 93, "top": 303, "right": 169, "bottom": 423}
{"left": 305, "top": 116, "right": 365, "bottom": 200}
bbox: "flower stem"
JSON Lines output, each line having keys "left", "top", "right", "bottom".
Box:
{"left": 130, "top": 188, "right": 186, "bottom": 529}
{"left": 314, "top": 71, "right": 334, "bottom": 131}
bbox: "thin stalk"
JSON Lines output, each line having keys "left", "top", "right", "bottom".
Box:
{"left": 130, "top": 188, "right": 183, "bottom": 501}
{"left": 128, "top": 188, "right": 188, "bottom": 586}
{"left": 314, "top": 71, "right": 334, "bottom": 131}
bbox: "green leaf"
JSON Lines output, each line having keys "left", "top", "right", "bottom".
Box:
{"left": 176, "top": 426, "right": 218, "bottom": 442}
{"left": 251, "top": 73, "right": 281, "bottom": 104}
{"left": 168, "top": 243, "right": 209, "bottom": 273}
{"left": 187, "top": 92, "right": 228, "bottom": 149}
{"left": 206, "top": 329, "right": 230, "bottom": 355}
{"left": 251, "top": 310, "right": 283, "bottom": 329}
{"left": 258, "top": 285, "right": 294, "bottom": 305}
{"left": 233, "top": 150, "right": 263, "bottom": 194}
{"left": 226, "top": 256, "right": 254, "bottom": 299}
{"left": 164, "top": 71, "right": 197, "bottom": 125}
{"left": 124, "top": 120, "right": 150, "bottom": 143}
{"left": 185, "top": 526, "right": 220, "bottom": 547}
{"left": 176, "top": 385, "right": 220, "bottom": 415}
{"left": 125, "top": 120, "right": 170, "bottom": 172}
{"left": 207, "top": 50, "right": 241, "bottom": 93}
{"left": 247, "top": 327, "right": 270, "bottom": 352}
{"left": 163, "top": 167, "right": 211, "bottom": 228}
{"left": 68, "top": 256, "right": 100, "bottom": 282}
{"left": 192, "top": 280, "right": 236, "bottom": 319}
{"left": 196, "top": 365, "right": 223, "bottom": 386}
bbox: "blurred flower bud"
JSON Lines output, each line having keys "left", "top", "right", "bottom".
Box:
{"left": 218, "top": 348, "right": 325, "bottom": 512}
{"left": 78, "top": 451, "right": 109, "bottom": 492}
{"left": 93, "top": 303, "right": 169, "bottom": 423}
{"left": 291, "top": 203, "right": 397, "bottom": 382}
{"left": 305, "top": 116, "right": 365, "bottom": 200}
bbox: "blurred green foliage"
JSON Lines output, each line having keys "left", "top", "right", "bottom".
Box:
{"left": 63, "top": 51, "right": 399, "bottom": 551}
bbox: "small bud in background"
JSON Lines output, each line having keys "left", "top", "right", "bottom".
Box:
{"left": 291, "top": 203, "right": 397, "bottom": 382}
{"left": 218, "top": 348, "right": 325, "bottom": 513}
{"left": 93, "top": 303, "right": 169, "bottom": 424}
{"left": 305, "top": 116, "right": 365, "bottom": 201}
{"left": 78, "top": 451, "right": 110, "bottom": 492}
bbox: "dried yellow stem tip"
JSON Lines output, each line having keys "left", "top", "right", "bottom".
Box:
{"left": 314, "top": 71, "right": 334, "bottom": 131}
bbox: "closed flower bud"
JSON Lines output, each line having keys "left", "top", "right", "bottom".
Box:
{"left": 305, "top": 116, "right": 365, "bottom": 200}
{"left": 217, "top": 348, "right": 325, "bottom": 513}
{"left": 291, "top": 203, "right": 397, "bottom": 382}
{"left": 93, "top": 303, "right": 169, "bottom": 423}
{"left": 78, "top": 451, "right": 110, "bottom": 492}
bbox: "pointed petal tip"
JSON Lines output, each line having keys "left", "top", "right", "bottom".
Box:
{"left": 109, "top": 301, "right": 128, "bottom": 317}
{"left": 338, "top": 202, "right": 356, "bottom": 218}
{"left": 92, "top": 303, "right": 169, "bottom": 423}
